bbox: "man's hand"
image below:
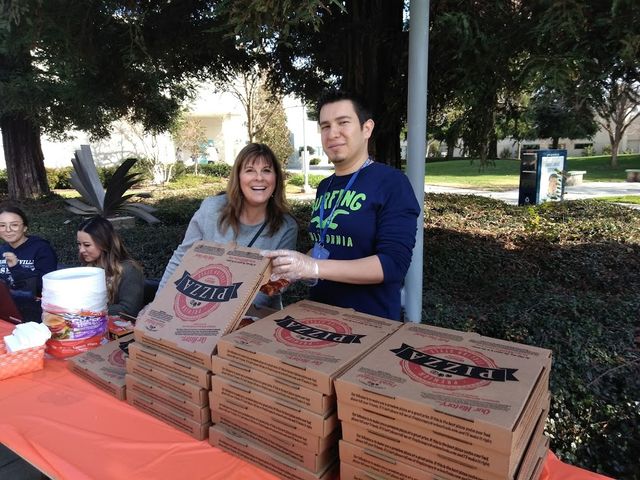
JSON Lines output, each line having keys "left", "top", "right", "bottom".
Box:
{"left": 2, "top": 252, "right": 18, "bottom": 268}
{"left": 261, "top": 250, "right": 320, "bottom": 282}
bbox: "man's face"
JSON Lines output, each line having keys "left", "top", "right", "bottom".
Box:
{"left": 319, "top": 100, "right": 373, "bottom": 173}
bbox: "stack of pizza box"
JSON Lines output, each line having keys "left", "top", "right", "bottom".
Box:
{"left": 125, "top": 241, "right": 271, "bottom": 440}
{"left": 335, "top": 323, "right": 552, "bottom": 480}
{"left": 210, "top": 300, "right": 402, "bottom": 480}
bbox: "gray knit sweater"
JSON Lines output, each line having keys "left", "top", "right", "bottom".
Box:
{"left": 159, "top": 194, "right": 298, "bottom": 309}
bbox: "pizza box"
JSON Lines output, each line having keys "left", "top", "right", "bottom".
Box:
{"left": 210, "top": 423, "right": 339, "bottom": 480}
{"left": 126, "top": 389, "right": 210, "bottom": 440}
{"left": 134, "top": 242, "right": 271, "bottom": 369}
{"left": 68, "top": 334, "right": 132, "bottom": 400}
{"left": 335, "top": 323, "right": 551, "bottom": 454}
{"left": 336, "top": 362, "right": 548, "bottom": 475}
{"left": 211, "top": 355, "right": 335, "bottom": 415}
{"left": 208, "top": 419, "right": 337, "bottom": 472}
{"left": 125, "top": 356, "right": 208, "bottom": 406}
{"left": 216, "top": 300, "right": 401, "bottom": 395}
{"left": 210, "top": 396, "right": 338, "bottom": 454}
{"left": 339, "top": 394, "right": 550, "bottom": 480}
{"left": 211, "top": 374, "right": 337, "bottom": 437}
{"left": 125, "top": 373, "right": 210, "bottom": 423}
{"left": 339, "top": 433, "right": 548, "bottom": 480}
{"left": 128, "top": 341, "right": 211, "bottom": 388}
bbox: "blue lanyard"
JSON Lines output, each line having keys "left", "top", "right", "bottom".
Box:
{"left": 318, "top": 158, "right": 372, "bottom": 246}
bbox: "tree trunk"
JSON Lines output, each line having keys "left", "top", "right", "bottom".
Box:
{"left": 446, "top": 142, "right": 455, "bottom": 159}
{"left": 343, "top": 0, "right": 405, "bottom": 169}
{"left": 552, "top": 137, "right": 559, "bottom": 149}
{"left": 610, "top": 138, "right": 619, "bottom": 168}
{"left": 1, "top": 114, "right": 50, "bottom": 200}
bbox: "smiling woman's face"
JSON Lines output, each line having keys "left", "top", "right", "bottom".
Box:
{"left": 0, "top": 212, "right": 28, "bottom": 247}
{"left": 77, "top": 231, "right": 102, "bottom": 264}
{"left": 239, "top": 156, "right": 276, "bottom": 209}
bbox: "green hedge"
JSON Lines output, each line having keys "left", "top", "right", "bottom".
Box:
{"left": 5, "top": 192, "right": 639, "bottom": 479}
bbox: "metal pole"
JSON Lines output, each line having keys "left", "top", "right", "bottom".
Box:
{"left": 404, "top": 0, "right": 430, "bottom": 323}
{"left": 302, "top": 104, "right": 311, "bottom": 193}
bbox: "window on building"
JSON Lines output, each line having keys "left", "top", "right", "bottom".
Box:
{"left": 574, "top": 143, "right": 593, "bottom": 149}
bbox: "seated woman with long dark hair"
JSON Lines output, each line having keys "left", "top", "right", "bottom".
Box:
{"left": 77, "top": 216, "right": 145, "bottom": 318}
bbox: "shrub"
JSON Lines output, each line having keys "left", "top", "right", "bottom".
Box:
{"left": 172, "top": 161, "right": 188, "bottom": 179}
{"left": 98, "top": 165, "right": 119, "bottom": 185}
{"left": 46, "top": 167, "right": 74, "bottom": 189}
{"left": 499, "top": 147, "right": 514, "bottom": 159}
{"left": 601, "top": 145, "right": 612, "bottom": 155}
{"left": 287, "top": 173, "right": 327, "bottom": 189}
{"left": 428, "top": 141, "right": 443, "bottom": 158}
{"left": 0, "top": 169, "right": 8, "bottom": 193}
{"left": 198, "top": 162, "right": 232, "bottom": 178}
{"left": 309, "top": 157, "right": 321, "bottom": 166}
{"left": 582, "top": 145, "right": 595, "bottom": 157}
{"left": 163, "top": 174, "right": 212, "bottom": 190}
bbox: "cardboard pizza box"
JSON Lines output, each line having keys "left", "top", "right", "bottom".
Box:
{"left": 339, "top": 394, "right": 550, "bottom": 480}
{"left": 216, "top": 300, "right": 401, "bottom": 395}
{"left": 210, "top": 423, "right": 339, "bottom": 480}
{"left": 125, "top": 374, "right": 210, "bottom": 423}
{"left": 335, "top": 363, "right": 549, "bottom": 476}
{"left": 68, "top": 334, "right": 132, "bottom": 400}
{"left": 128, "top": 341, "right": 211, "bottom": 388}
{"left": 211, "top": 411, "right": 341, "bottom": 460}
{"left": 211, "top": 374, "right": 338, "bottom": 437}
{"left": 208, "top": 420, "right": 337, "bottom": 473}
{"left": 126, "top": 389, "right": 210, "bottom": 440}
{"left": 335, "top": 323, "right": 551, "bottom": 455}
{"left": 211, "top": 355, "right": 335, "bottom": 415}
{"left": 134, "top": 242, "right": 271, "bottom": 369}
{"left": 210, "top": 395, "right": 338, "bottom": 454}
{"left": 125, "top": 356, "right": 208, "bottom": 405}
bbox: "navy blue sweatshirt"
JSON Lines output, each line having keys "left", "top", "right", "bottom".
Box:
{"left": 0, "top": 235, "right": 58, "bottom": 295}
{"left": 307, "top": 162, "right": 420, "bottom": 320}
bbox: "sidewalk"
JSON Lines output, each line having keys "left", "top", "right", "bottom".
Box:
{"left": 425, "top": 182, "right": 640, "bottom": 209}
{"left": 288, "top": 180, "right": 640, "bottom": 209}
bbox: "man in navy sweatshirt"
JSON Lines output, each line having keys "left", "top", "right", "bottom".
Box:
{"left": 264, "top": 90, "right": 420, "bottom": 320}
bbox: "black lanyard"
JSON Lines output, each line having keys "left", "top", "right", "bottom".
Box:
{"left": 247, "top": 222, "right": 267, "bottom": 248}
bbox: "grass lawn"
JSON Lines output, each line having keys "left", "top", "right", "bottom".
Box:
{"left": 595, "top": 195, "right": 640, "bottom": 205}
{"left": 424, "top": 154, "right": 640, "bottom": 190}
{"left": 425, "top": 158, "right": 520, "bottom": 190}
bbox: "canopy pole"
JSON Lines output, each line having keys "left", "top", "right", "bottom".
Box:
{"left": 404, "top": 0, "right": 430, "bottom": 323}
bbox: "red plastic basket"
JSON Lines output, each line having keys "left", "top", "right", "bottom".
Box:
{"left": 0, "top": 340, "right": 46, "bottom": 381}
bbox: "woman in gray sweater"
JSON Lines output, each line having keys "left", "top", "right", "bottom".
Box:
{"left": 159, "top": 143, "right": 298, "bottom": 309}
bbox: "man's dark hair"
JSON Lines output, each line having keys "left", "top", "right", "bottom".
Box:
{"left": 316, "top": 90, "right": 373, "bottom": 126}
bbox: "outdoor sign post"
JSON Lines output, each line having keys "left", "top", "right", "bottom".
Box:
{"left": 518, "top": 149, "right": 567, "bottom": 206}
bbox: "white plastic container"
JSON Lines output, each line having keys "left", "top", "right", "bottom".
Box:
{"left": 41, "top": 267, "right": 108, "bottom": 358}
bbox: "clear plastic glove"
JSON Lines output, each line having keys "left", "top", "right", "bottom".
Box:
{"left": 261, "top": 249, "right": 320, "bottom": 282}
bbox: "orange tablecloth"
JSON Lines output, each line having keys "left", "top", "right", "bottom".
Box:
{"left": 0, "top": 321, "right": 611, "bottom": 480}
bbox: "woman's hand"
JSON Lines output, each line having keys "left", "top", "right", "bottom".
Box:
{"left": 2, "top": 252, "right": 18, "bottom": 268}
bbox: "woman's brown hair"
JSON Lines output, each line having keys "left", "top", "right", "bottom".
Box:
{"left": 219, "top": 143, "right": 289, "bottom": 237}
{"left": 77, "top": 216, "right": 140, "bottom": 304}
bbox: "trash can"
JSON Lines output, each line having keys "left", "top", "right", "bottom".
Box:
{"left": 518, "top": 149, "right": 567, "bottom": 206}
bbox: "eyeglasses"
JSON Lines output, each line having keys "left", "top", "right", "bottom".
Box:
{"left": 0, "top": 223, "right": 24, "bottom": 231}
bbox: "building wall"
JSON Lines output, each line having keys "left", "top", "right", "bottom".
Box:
{"left": 0, "top": 83, "right": 323, "bottom": 172}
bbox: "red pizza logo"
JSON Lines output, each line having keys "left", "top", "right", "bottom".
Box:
{"left": 108, "top": 348, "right": 126, "bottom": 368}
{"left": 274, "top": 316, "right": 355, "bottom": 349}
{"left": 392, "top": 344, "right": 517, "bottom": 391}
{"left": 173, "top": 264, "right": 235, "bottom": 322}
